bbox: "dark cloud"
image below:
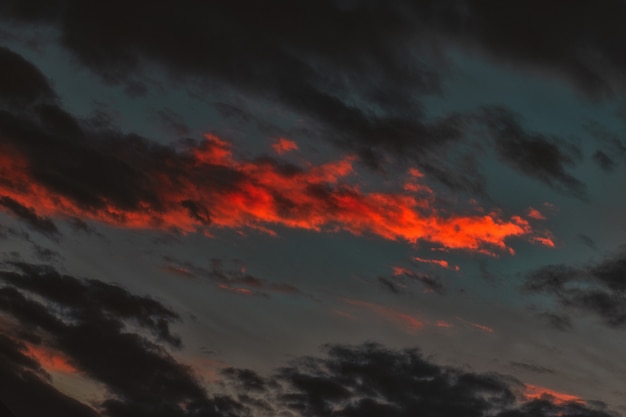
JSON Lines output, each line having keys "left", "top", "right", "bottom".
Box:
{"left": 224, "top": 343, "right": 614, "bottom": 417}
{"left": 0, "top": 332, "right": 100, "bottom": 417}
{"left": 0, "top": 196, "right": 59, "bottom": 237}
{"left": 0, "top": 261, "right": 618, "bottom": 417}
{"left": 0, "top": 262, "right": 245, "bottom": 417}
{"left": 378, "top": 276, "right": 402, "bottom": 294}
{"left": 162, "top": 257, "right": 306, "bottom": 298}
{"left": 5, "top": 0, "right": 626, "bottom": 99}
{"left": 482, "top": 107, "right": 586, "bottom": 199}
{"left": 510, "top": 362, "right": 555, "bottom": 375}
{"left": 578, "top": 234, "right": 597, "bottom": 250}
{"left": 0, "top": 1, "right": 464, "bottom": 176}
{"left": 0, "top": 46, "right": 55, "bottom": 106}
{"left": 0, "top": 400, "right": 15, "bottom": 417}
{"left": 386, "top": 267, "right": 445, "bottom": 295}
{"left": 2, "top": 1, "right": 625, "bottom": 180}
{"left": 593, "top": 150, "right": 615, "bottom": 172}
{"left": 526, "top": 252, "right": 626, "bottom": 327}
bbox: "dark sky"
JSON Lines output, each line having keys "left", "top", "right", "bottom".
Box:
{"left": 0, "top": 1, "right": 625, "bottom": 416}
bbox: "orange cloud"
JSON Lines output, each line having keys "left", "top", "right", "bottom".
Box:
{"left": 25, "top": 344, "right": 77, "bottom": 374}
{"left": 344, "top": 298, "right": 424, "bottom": 332}
{"left": 527, "top": 207, "right": 546, "bottom": 220}
{"left": 272, "top": 137, "right": 299, "bottom": 155}
{"left": 523, "top": 384, "right": 583, "bottom": 405}
{"left": 161, "top": 265, "right": 195, "bottom": 278}
{"left": 414, "top": 257, "right": 459, "bottom": 270}
{"left": 0, "top": 134, "right": 547, "bottom": 254}
{"left": 217, "top": 284, "right": 254, "bottom": 296}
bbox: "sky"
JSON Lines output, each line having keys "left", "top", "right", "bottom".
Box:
{"left": 0, "top": 1, "right": 625, "bottom": 416}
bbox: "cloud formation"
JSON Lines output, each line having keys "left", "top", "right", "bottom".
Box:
{"left": 482, "top": 107, "right": 586, "bottom": 199}
{"left": 526, "top": 251, "right": 626, "bottom": 328}
{"left": 0, "top": 261, "right": 617, "bottom": 417}
{"left": 224, "top": 343, "right": 613, "bottom": 417}
{"left": 0, "top": 50, "right": 543, "bottom": 255}
{"left": 0, "top": 262, "right": 243, "bottom": 417}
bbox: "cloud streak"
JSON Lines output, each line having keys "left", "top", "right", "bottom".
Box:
{"left": 1, "top": 127, "right": 543, "bottom": 254}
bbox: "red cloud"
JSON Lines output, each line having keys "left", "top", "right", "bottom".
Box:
{"left": 523, "top": 384, "right": 583, "bottom": 405}
{"left": 25, "top": 344, "right": 77, "bottom": 374}
{"left": 527, "top": 207, "right": 546, "bottom": 220}
{"left": 0, "top": 134, "right": 548, "bottom": 254}
{"left": 272, "top": 137, "right": 299, "bottom": 155}
{"left": 414, "top": 257, "right": 459, "bottom": 270}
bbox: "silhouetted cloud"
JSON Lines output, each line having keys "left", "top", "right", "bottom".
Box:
{"left": 0, "top": 59, "right": 541, "bottom": 254}
{"left": 0, "top": 46, "right": 54, "bottom": 107}
{"left": 482, "top": 107, "right": 586, "bottom": 199}
{"left": 0, "top": 262, "right": 245, "bottom": 417}
{"left": 0, "top": 196, "right": 59, "bottom": 237}
{"left": 162, "top": 257, "right": 305, "bottom": 298}
{"left": 224, "top": 343, "right": 614, "bottom": 417}
{"left": 593, "top": 150, "right": 615, "bottom": 172}
{"left": 3, "top": 1, "right": 625, "bottom": 181}
{"left": 0, "top": 261, "right": 618, "bottom": 416}
{"left": 510, "top": 362, "right": 556, "bottom": 375}
{"left": 527, "top": 252, "right": 626, "bottom": 328}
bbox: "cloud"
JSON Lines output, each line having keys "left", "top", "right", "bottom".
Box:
{"left": 526, "top": 251, "right": 626, "bottom": 328}
{"left": 510, "top": 362, "right": 555, "bottom": 375}
{"left": 390, "top": 266, "right": 444, "bottom": 294}
{"left": 0, "top": 331, "right": 100, "bottom": 417}
{"left": 0, "top": 262, "right": 245, "bottom": 417}
{"left": 0, "top": 46, "right": 55, "bottom": 106}
{"left": 482, "top": 107, "right": 586, "bottom": 199}
{"left": 0, "top": 94, "right": 542, "bottom": 254}
{"left": 593, "top": 150, "right": 615, "bottom": 172}
{"left": 2, "top": 1, "right": 625, "bottom": 184}
{"left": 162, "top": 257, "right": 306, "bottom": 299}
{"left": 272, "top": 138, "right": 299, "bottom": 155}
{"left": 0, "top": 196, "right": 59, "bottom": 237}
{"left": 224, "top": 343, "right": 615, "bottom": 417}
{"left": 0, "top": 263, "right": 617, "bottom": 417}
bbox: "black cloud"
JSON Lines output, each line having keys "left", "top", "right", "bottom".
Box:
{"left": 526, "top": 251, "right": 626, "bottom": 328}
{"left": 0, "top": 46, "right": 55, "bottom": 107}
{"left": 224, "top": 343, "right": 616, "bottom": 417}
{"left": 162, "top": 257, "right": 306, "bottom": 298}
{"left": 2, "top": 1, "right": 626, "bottom": 176}
{"left": 0, "top": 262, "right": 244, "bottom": 417}
{"left": 0, "top": 196, "right": 59, "bottom": 237}
{"left": 0, "top": 261, "right": 618, "bottom": 417}
{"left": 482, "top": 107, "right": 586, "bottom": 199}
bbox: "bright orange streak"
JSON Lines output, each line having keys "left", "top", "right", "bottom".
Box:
{"left": 217, "top": 284, "right": 254, "bottom": 296}
{"left": 533, "top": 236, "right": 555, "bottom": 247}
{"left": 0, "top": 135, "right": 548, "bottom": 254}
{"left": 414, "top": 257, "right": 450, "bottom": 269}
{"left": 436, "top": 320, "right": 453, "bottom": 328}
{"left": 25, "top": 345, "right": 77, "bottom": 374}
{"left": 524, "top": 384, "right": 584, "bottom": 405}
{"left": 272, "top": 138, "right": 299, "bottom": 155}
{"left": 217, "top": 284, "right": 254, "bottom": 295}
{"left": 344, "top": 298, "right": 424, "bottom": 331}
